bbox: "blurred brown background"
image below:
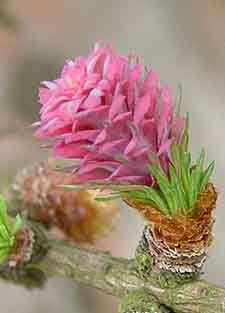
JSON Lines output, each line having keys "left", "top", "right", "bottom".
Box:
{"left": 0, "top": 1, "right": 225, "bottom": 312}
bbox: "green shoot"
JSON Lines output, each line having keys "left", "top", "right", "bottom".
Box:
{"left": 93, "top": 116, "right": 215, "bottom": 217}
{"left": 0, "top": 195, "right": 22, "bottom": 263}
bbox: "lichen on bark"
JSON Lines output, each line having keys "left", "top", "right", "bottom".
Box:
{"left": 118, "top": 289, "right": 171, "bottom": 313}
{"left": 0, "top": 222, "right": 225, "bottom": 313}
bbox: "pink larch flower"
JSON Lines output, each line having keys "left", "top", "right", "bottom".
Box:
{"left": 34, "top": 41, "right": 185, "bottom": 186}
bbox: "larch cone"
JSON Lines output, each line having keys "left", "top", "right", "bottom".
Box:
{"left": 13, "top": 162, "right": 119, "bottom": 244}
{"left": 126, "top": 183, "right": 218, "bottom": 274}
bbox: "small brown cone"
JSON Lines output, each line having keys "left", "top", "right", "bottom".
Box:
{"left": 126, "top": 183, "right": 218, "bottom": 273}
{"left": 13, "top": 161, "right": 119, "bottom": 243}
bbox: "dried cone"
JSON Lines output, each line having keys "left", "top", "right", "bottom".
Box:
{"left": 13, "top": 162, "right": 119, "bottom": 243}
{"left": 126, "top": 183, "right": 217, "bottom": 273}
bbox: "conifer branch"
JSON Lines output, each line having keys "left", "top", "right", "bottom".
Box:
{"left": 0, "top": 221, "right": 224, "bottom": 313}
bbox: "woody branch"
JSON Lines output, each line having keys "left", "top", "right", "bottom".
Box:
{"left": 0, "top": 221, "right": 224, "bottom": 313}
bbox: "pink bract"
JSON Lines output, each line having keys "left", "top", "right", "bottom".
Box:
{"left": 34, "top": 41, "right": 184, "bottom": 186}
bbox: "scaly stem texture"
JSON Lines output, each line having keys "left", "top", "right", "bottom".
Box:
{"left": 24, "top": 237, "right": 225, "bottom": 313}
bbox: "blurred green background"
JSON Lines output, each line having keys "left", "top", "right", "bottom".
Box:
{"left": 0, "top": 1, "right": 225, "bottom": 312}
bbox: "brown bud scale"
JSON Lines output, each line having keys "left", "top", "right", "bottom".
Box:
{"left": 127, "top": 183, "right": 217, "bottom": 273}
{"left": 8, "top": 227, "right": 35, "bottom": 267}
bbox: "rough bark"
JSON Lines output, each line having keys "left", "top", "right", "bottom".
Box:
{"left": 1, "top": 225, "right": 225, "bottom": 313}
{"left": 32, "top": 239, "right": 225, "bottom": 313}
